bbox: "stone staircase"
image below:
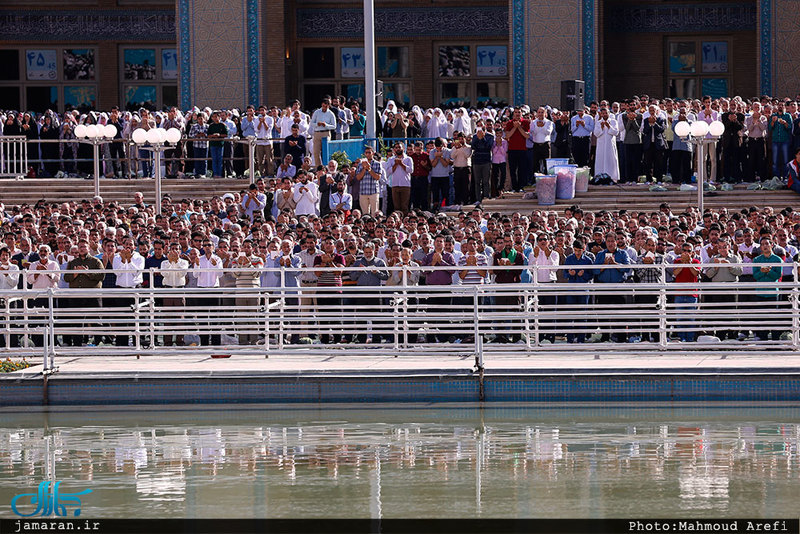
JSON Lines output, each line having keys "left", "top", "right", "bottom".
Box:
{"left": 0, "top": 178, "right": 253, "bottom": 206}
{"left": 1, "top": 179, "right": 798, "bottom": 215}
{"left": 480, "top": 183, "right": 800, "bottom": 215}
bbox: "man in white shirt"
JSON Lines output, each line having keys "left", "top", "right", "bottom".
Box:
{"left": 26, "top": 244, "right": 59, "bottom": 347}
{"left": 529, "top": 107, "right": 554, "bottom": 174}
{"left": 293, "top": 170, "right": 320, "bottom": 216}
{"left": 160, "top": 241, "right": 189, "bottom": 346}
{"left": 195, "top": 238, "right": 223, "bottom": 346}
{"left": 112, "top": 237, "right": 145, "bottom": 347}
{"left": 254, "top": 108, "right": 275, "bottom": 176}
{"left": 309, "top": 97, "right": 337, "bottom": 165}
{"left": 528, "top": 233, "right": 559, "bottom": 343}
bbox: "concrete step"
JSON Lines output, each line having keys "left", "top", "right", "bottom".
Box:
{"left": 479, "top": 184, "right": 798, "bottom": 214}
{"left": 0, "top": 178, "right": 253, "bottom": 205}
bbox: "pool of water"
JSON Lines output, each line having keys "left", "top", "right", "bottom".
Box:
{"left": 0, "top": 405, "right": 798, "bottom": 518}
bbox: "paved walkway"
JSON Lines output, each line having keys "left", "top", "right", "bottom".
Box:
{"left": 7, "top": 350, "right": 800, "bottom": 380}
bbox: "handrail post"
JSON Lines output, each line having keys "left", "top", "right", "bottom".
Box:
{"left": 264, "top": 287, "right": 271, "bottom": 357}
{"left": 524, "top": 288, "right": 532, "bottom": 349}
{"left": 659, "top": 286, "right": 668, "bottom": 350}
{"left": 392, "top": 288, "right": 400, "bottom": 351}
{"left": 149, "top": 272, "right": 156, "bottom": 350}
{"left": 278, "top": 266, "right": 286, "bottom": 350}
{"left": 792, "top": 262, "right": 799, "bottom": 349}
{"left": 133, "top": 290, "right": 141, "bottom": 353}
{"left": 532, "top": 264, "right": 539, "bottom": 347}
{"left": 473, "top": 285, "right": 480, "bottom": 354}
{"left": 47, "top": 288, "right": 55, "bottom": 368}
{"left": 42, "top": 324, "right": 49, "bottom": 372}
{"left": 4, "top": 295, "right": 10, "bottom": 349}
{"left": 22, "top": 296, "right": 30, "bottom": 349}
{"left": 248, "top": 137, "right": 257, "bottom": 185}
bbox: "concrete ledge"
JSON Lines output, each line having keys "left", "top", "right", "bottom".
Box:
{"left": 3, "top": 353, "right": 800, "bottom": 406}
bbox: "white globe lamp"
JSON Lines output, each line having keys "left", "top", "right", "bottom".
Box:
{"left": 690, "top": 121, "right": 709, "bottom": 138}
{"left": 146, "top": 128, "right": 163, "bottom": 145}
{"left": 166, "top": 128, "right": 182, "bottom": 144}
{"left": 86, "top": 124, "right": 100, "bottom": 138}
{"left": 132, "top": 128, "right": 148, "bottom": 145}
{"left": 74, "top": 124, "right": 87, "bottom": 138}
{"left": 708, "top": 120, "right": 725, "bottom": 137}
{"left": 673, "top": 121, "right": 691, "bottom": 139}
{"left": 103, "top": 124, "right": 117, "bottom": 138}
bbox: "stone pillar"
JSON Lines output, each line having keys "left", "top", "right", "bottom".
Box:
{"left": 263, "top": 0, "right": 286, "bottom": 106}
{"left": 511, "top": 0, "right": 597, "bottom": 106}
{"left": 771, "top": 0, "right": 800, "bottom": 97}
{"left": 177, "top": 0, "right": 261, "bottom": 109}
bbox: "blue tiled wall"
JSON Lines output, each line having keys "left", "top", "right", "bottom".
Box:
{"left": 1, "top": 376, "right": 798, "bottom": 406}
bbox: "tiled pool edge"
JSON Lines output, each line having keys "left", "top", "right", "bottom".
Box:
{"left": 2, "top": 374, "right": 799, "bottom": 406}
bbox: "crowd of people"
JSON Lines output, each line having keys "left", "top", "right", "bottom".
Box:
{"left": 2, "top": 95, "right": 800, "bottom": 347}
{"left": 0, "top": 179, "right": 796, "bottom": 347}
{"left": 5, "top": 93, "right": 800, "bottom": 201}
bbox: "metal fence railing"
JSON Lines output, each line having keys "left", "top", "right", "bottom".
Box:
{"left": 0, "top": 135, "right": 29, "bottom": 177}
{"left": 0, "top": 263, "right": 796, "bottom": 370}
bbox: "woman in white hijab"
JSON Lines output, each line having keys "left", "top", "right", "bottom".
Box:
{"left": 381, "top": 100, "right": 397, "bottom": 126}
{"left": 453, "top": 107, "right": 472, "bottom": 136}
{"left": 430, "top": 108, "right": 448, "bottom": 138}
{"left": 443, "top": 110, "right": 455, "bottom": 139}
{"left": 410, "top": 105, "right": 424, "bottom": 128}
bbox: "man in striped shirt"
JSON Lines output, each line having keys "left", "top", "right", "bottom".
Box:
{"left": 313, "top": 237, "right": 345, "bottom": 344}
{"left": 355, "top": 146, "right": 384, "bottom": 216}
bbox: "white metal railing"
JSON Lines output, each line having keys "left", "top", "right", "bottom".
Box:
{"left": 0, "top": 262, "right": 796, "bottom": 370}
{"left": 0, "top": 135, "right": 29, "bottom": 177}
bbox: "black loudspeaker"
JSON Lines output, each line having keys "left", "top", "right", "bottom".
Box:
{"left": 561, "top": 80, "right": 585, "bottom": 112}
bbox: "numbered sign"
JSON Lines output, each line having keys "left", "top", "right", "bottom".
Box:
{"left": 476, "top": 46, "right": 507, "bottom": 77}
{"left": 26, "top": 50, "right": 57, "bottom": 81}
{"left": 341, "top": 47, "right": 365, "bottom": 78}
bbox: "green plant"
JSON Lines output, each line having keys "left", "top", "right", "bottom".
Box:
{"left": 1, "top": 358, "right": 31, "bottom": 373}
{"left": 330, "top": 151, "right": 352, "bottom": 169}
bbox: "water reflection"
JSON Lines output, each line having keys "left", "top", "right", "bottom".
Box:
{"left": 0, "top": 406, "right": 798, "bottom": 518}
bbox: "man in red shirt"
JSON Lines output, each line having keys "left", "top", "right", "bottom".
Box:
{"left": 673, "top": 242, "right": 701, "bottom": 342}
{"left": 504, "top": 108, "right": 530, "bottom": 192}
{"left": 409, "top": 141, "right": 432, "bottom": 211}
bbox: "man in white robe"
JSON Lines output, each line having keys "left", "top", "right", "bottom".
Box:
{"left": 593, "top": 107, "right": 620, "bottom": 182}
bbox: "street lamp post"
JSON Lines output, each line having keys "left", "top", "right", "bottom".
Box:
{"left": 673, "top": 119, "right": 725, "bottom": 214}
{"left": 74, "top": 123, "right": 117, "bottom": 197}
{"left": 131, "top": 127, "right": 182, "bottom": 215}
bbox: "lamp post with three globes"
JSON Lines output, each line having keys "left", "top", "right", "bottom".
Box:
{"left": 673, "top": 118, "right": 725, "bottom": 214}
{"left": 131, "top": 127, "right": 182, "bottom": 215}
{"left": 73, "top": 122, "right": 117, "bottom": 197}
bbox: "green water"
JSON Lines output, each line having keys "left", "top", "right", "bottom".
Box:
{"left": 0, "top": 405, "right": 798, "bottom": 518}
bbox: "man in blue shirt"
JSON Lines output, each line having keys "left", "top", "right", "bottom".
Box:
{"left": 593, "top": 231, "right": 630, "bottom": 342}
{"left": 563, "top": 238, "right": 595, "bottom": 343}
{"left": 570, "top": 109, "right": 594, "bottom": 167}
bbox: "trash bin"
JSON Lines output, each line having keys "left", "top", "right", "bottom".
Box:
{"left": 545, "top": 158, "right": 570, "bottom": 174}
{"left": 535, "top": 174, "right": 557, "bottom": 205}
{"left": 575, "top": 166, "right": 591, "bottom": 193}
{"left": 553, "top": 164, "right": 577, "bottom": 200}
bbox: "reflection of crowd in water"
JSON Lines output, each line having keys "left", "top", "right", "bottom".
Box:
{"left": 2, "top": 424, "right": 798, "bottom": 480}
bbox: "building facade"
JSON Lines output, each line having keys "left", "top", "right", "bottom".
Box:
{"left": 1, "top": 0, "right": 798, "bottom": 112}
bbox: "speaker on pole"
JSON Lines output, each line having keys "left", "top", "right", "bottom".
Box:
{"left": 561, "top": 80, "right": 585, "bottom": 112}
